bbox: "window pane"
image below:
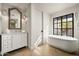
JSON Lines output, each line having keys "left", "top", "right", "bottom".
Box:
{"left": 67, "top": 29, "right": 72, "bottom": 35}
{"left": 67, "top": 17, "right": 72, "bottom": 21}
{"left": 58, "top": 23, "right": 61, "bottom": 28}
{"left": 62, "top": 16, "right": 66, "bottom": 22}
{"left": 53, "top": 29, "right": 57, "bottom": 35}
{"left": 62, "top": 28, "right": 66, "bottom": 35}
{"left": 62, "top": 22, "right": 66, "bottom": 28}
{"left": 58, "top": 29, "right": 61, "bottom": 35}
{"left": 53, "top": 18, "right": 57, "bottom": 23}
{"left": 58, "top": 17, "right": 61, "bottom": 23}
{"left": 54, "top": 24, "right": 57, "bottom": 28}
{"left": 67, "top": 14, "right": 72, "bottom": 21}
{"left": 67, "top": 22, "right": 72, "bottom": 28}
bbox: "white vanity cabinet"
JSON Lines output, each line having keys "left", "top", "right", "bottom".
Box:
{"left": 1, "top": 33, "right": 27, "bottom": 55}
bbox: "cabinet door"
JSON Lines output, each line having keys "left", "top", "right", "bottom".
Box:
{"left": 12, "top": 35, "right": 21, "bottom": 50}
{"left": 20, "top": 33, "right": 27, "bottom": 47}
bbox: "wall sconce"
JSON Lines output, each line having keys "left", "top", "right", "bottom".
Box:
{"left": 23, "top": 15, "right": 28, "bottom": 21}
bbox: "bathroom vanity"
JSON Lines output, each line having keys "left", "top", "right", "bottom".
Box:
{"left": 0, "top": 33, "right": 27, "bottom": 55}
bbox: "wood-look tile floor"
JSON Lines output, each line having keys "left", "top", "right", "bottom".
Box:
{"left": 5, "top": 44, "right": 75, "bottom": 56}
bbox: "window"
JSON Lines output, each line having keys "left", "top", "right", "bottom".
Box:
{"left": 53, "top": 13, "right": 74, "bottom": 37}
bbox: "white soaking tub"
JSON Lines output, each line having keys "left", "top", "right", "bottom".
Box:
{"left": 48, "top": 35, "right": 78, "bottom": 52}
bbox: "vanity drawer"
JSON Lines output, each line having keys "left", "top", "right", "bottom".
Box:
{"left": 3, "top": 42, "right": 11, "bottom": 52}
{"left": 2, "top": 35, "right": 11, "bottom": 41}
{"left": 3, "top": 46, "right": 11, "bottom": 53}
{"left": 3, "top": 40, "right": 11, "bottom": 46}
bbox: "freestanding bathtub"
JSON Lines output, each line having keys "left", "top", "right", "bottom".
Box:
{"left": 48, "top": 35, "right": 78, "bottom": 52}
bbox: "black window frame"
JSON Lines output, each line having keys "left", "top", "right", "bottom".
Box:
{"left": 53, "top": 13, "right": 74, "bottom": 37}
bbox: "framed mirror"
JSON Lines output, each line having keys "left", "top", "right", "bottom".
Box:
{"left": 8, "top": 8, "right": 22, "bottom": 29}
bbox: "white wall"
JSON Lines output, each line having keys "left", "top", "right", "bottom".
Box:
{"left": 43, "top": 12, "right": 50, "bottom": 43}
{"left": 50, "top": 4, "right": 79, "bottom": 51}
{"left": 1, "top": 4, "right": 15, "bottom": 34}
{"left": 31, "top": 4, "right": 42, "bottom": 49}
{"left": 26, "top": 3, "right": 31, "bottom": 48}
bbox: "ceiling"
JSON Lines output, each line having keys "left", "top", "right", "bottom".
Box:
{"left": 1, "top": 3, "right": 30, "bottom": 16}
{"left": 8, "top": 3, "right": 29, "bottom": 11}
{"left": 2, "top": 3, "right": 78, "bottom": 14}
{"left": 34, "top": 3, "right": 78, "bottom": 14}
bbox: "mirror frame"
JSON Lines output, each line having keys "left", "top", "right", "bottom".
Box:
{"left": 8, "top": 8, "right": 22, "bottom": 29}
